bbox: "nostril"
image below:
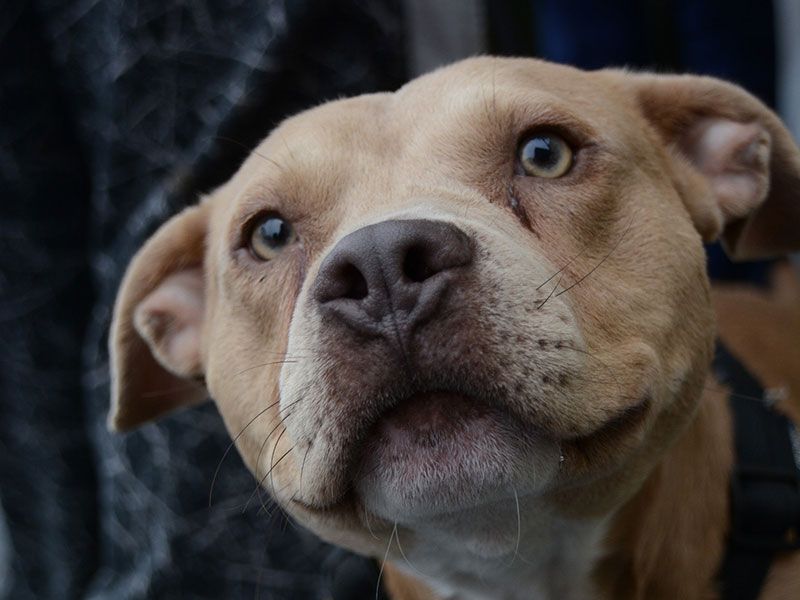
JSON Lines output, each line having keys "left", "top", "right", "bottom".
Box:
{"left": 315, "top": 220, "right": 472, "bottom": 315}
{"left": 403, "top": 244, "right": 435, "bottom": 283}
{"left": 336, "top": 263, "right": 368, "bottom": 300}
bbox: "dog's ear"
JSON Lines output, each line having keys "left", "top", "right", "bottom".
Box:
{"left": 108, "top": 202, "right": 210, "bottom": 431}
{"left": 621, "top": 72, "right": 800, "bottom": 260}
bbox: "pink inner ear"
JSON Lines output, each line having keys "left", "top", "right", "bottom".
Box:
{"left": 684, "top": 118, "right": 771, "bottom": 223}
{"left": 133, "top": 268, "right": 205, "bottom": 377}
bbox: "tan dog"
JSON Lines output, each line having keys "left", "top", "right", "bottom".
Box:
{"left": 108, "top": 57, "right": 800, "bottom": 599}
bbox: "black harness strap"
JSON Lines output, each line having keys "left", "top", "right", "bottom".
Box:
{"left": 714, "top": 343, "right": 800, "bottom": 600}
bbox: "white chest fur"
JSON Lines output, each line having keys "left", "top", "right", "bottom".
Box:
{"left": 387, "top": 502, "right": 609, "bottom": 600}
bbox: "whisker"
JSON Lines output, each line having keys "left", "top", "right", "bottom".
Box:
{"left": 211, "top": 394, "right": 305, "bottom": 509}
{"left": 376, "top": 523, "right": 398, "bottom": 600}
{"left": 254, "top": 406, "right": 300, "bottom": 476}
{"left": 213, "top": 136, "right": 286, "bottom": 172}
{"left": 244, "top": 427, "right": 291, "bottom": 513}
{"left": 248, "top": 413, "right": 296, "bottom": 513}
{"left": 555, "top": 218, "right": 633, "bottom": 298}
{"left": 208, "top": 400, "right": 282, "bottom": 507}
{"left": 394, "top": 524, "right": 432, "bottom": 579}
{"left": 507, "top": 487, "right": 522, "bottom": 567}
{"left": 298, "top": 443, "right": 312, "bottom": 501}
{"left": 280, "top": 136, "right": 298, "bottom": 164}
{"left": 491, "top": 58, "right": 498, "bottom": 120}
{"left": 268, "top": 425, "right": 291, "bottom": 493}
{"left": 536, "top": 271, "right": 565, "bottom": 310}
{"left": 537, "top": 248, "right": 584, "bottom": 291}
{"left": 702, "top": 381, "right": 786, "bottom": 405}
{"left": 260, "top": 444, "right": 295, "bottom": 514}
{"left": 363, "top": 506, "right": 380, "bottom": 541}
{"left": 246, "top": 436, "right": 295, "bottom": 515}
{"left": 231, "top": 359, "right": 300, "bottom": 380}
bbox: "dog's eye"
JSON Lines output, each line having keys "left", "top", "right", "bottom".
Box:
{"left": 518, "top": 133, "right": 573, "bottom": 178}
{"left": 249, "top": 214, "right": 296, "bottom": 261}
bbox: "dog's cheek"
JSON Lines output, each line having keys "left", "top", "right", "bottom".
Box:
{"left": 202, "top": 254, "right": 307, "bottom": 491}
{"left": 454, "top": 234, "right": 586, "bottom": 432}
{"left": 470, "top": 220, "right": 671, "bottom": 442}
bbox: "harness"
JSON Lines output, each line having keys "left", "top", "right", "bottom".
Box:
{"left": 714, "top": 343, "right": 800, "bottom": 599}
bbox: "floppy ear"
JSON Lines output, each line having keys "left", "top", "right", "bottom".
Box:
{"left": 108, "top": 202, "right": 210, "bottom": 431}
{"left": 621, "top": 72, "right": 800, "bottom": 260}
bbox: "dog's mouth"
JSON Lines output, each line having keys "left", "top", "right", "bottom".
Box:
{"left": 356, "top": 391, "right": 505, "bottom": 477}
{"left": 288, "top": 376, "right": 654, "bottom": 522}
{"left": 349, "top": 389, "right": 562, "bottom": 523}
{"left": 361, "top": 390, "right": 496, "bottom": 453}
{"left": 282, "top": 311, "right": 659, "bottom": 521}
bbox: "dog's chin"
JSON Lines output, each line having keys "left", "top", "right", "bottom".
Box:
{"left": 353, "top": 391, "right": 561, "bottom": 524}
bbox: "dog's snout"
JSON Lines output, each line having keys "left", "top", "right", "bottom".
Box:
{"left": 313, "top": 219, "right": 472, "bottom": 336}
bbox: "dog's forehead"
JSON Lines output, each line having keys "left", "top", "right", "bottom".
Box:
{"left": 246, "top": 57, "right": 629, "bottom": 168}
{"left": 395, "top": 56, "right": 607, "bottom": 104}
{"left": 220, "top": 56, "right": 642, "bottom": 225}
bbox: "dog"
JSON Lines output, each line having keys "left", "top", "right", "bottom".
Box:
{"left": 108, "top": 57, "right": 800, "bottom": 599}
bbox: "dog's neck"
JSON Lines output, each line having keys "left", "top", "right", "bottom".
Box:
{"left": 594, "top": 376, "right": 733, "bottom": 599}
{"left": 389, "top": 510, "right": 609, "bottom": 600}
{"left": 384, "top": 377, "right": 733, "bottom": 600}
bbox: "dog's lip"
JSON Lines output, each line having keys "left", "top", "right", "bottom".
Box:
{"left": 288, "top": 381, "right": 654, "bottom": 513}
{"left": 368, "top": 390, "right": 491, "bottom": 437}
{"left": 350, "top": 388, "right": 567, "bottom": 521}
{"left": 353, "top": 389, "right": 506, "bottom": 458}
{"left": 289, "top": 389, "right": 496, "bottom": 513}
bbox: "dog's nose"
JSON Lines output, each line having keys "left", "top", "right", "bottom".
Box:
{"left": 313, "top": 219, "right": 472, "bottom": 338}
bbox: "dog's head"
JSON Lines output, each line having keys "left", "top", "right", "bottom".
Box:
{"left": 109, "top": 58, "right": 800, "bottom": 574}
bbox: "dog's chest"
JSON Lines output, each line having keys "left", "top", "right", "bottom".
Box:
{"left": 396, "top": 515, "right": 609, "bottom": 600}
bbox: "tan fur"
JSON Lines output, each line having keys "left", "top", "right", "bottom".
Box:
{"left": 108, "top": 58, "right": 800, "bottom": 599}
{"left": 713, "top": 263, "right": 800, "bottom": 418}
{"left": 384, "top": 564, "right": 439, "bottom": 600}
{"left": 592, "top": 378, "right": 734, "bottom": 600}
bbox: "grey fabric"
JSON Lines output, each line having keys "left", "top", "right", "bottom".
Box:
{"left": 0, "top": 1, "right": 405, "bottom": 598}
{"left": 0, "top": 504, "right": 9, "bottom": 598}
{"left": 773, "top": 0, "right": 800, "bottom": 273}
{"left": 775, "top": 0, "right": 800, "bottom": 141}
{"left": 403, "top": 0, "right": 486, "bottom": 76}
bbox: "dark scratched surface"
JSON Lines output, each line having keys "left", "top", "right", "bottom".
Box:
{"left": 0, "top": 1, "right": 404, "bottom": 598}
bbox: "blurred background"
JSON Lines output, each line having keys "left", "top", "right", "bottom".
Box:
{"left": 1, "top": 1, "right": 798, "bottom": 599}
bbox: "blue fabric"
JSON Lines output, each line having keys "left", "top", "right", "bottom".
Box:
{"left": 530, "top": 0, "right": 777, "bottom": 284}
{"left": 675, "top": 0, "right": 775, "bottom": 107}
{"left": 534, "top": 0, "right": 649, "bottom": 69}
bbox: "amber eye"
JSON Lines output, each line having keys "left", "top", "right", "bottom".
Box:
{"left": 248, "top": 214, "right": 296, "bottom": 260}
{"left": 519, "top": 133, "right": 573, "bottom": 178}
